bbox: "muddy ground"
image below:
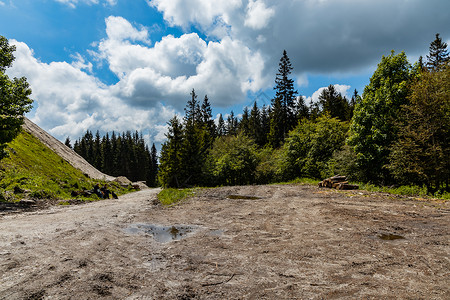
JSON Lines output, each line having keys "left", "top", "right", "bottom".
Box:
{"left": 0, "top": 185, "right": 449, "bottom": 299}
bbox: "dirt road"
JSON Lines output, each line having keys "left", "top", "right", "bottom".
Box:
{"left": 0, "top": 185, "right": 449, "bottom": 299}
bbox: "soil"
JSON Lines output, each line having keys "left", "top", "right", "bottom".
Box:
{"left": 0, "top": 185, "right": 449, "bottom": 299}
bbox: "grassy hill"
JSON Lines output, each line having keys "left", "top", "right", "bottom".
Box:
{"left": 0, "top": 129, "right": 129, "bottom": 203}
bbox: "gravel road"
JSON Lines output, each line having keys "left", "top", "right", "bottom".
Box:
{"left": 0, "top": 185, "right": 449, "bottom": 299}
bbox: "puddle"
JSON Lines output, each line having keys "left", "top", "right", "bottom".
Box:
{"left": 378, "top": 234, "right": 405, "bottom": 240}
{"left": 125, "top": 224, "right": 198, "bottom": 243}
{"left": 227, "top": 195, "right": 260, "bottom": 200}
{"left": 209, "top": 229, "right": 224, "bottom": 236}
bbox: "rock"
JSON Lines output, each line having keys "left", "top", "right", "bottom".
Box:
{"left": 114, "top": 176, "right": 132, "bottom": 187}
{"left": 19, "top": 199, "right": 36, "bottom": 206}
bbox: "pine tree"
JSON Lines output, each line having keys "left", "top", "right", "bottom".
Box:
{"left": 268, "top": 97, "right": 284, "bottom": 148}
{"left": 318, "top": 84, "right": 351, "bottom": 121}
{"left": 200, "top": 95, "right": 216, "bottom": 149}
{"left": 159, "top": 116, "right": 184, "bottom": 187}
{"left": 249, "top": 102, "right": 262, "bottom": 145}
{"left": 147, "top": 143, "right": 158, "bottom": 187}
{"left": 64, "top": 137, "right": 72, "bottom": 148}
{"left": 239, "top": 107, "right": 250, "bottom": 135}
{"left": 272, "top": 50, "right": 298, "bottom": 139}
{"left": 426, "top": 33, "right": 449, "bottom": 71}
{"left": 217, "top": 114, "right": 226, "bottom": 137}
{"left": 294, "top": 95, "right": 309, "bottom": 122}
{"left": 260, "top": 105, "right": 270, "bottom": 146}
{"left": 226, "top": 111, "right": 238, "bottom": 136}
{"left": 94, "top": 130, "right": 102, "bottom": 170}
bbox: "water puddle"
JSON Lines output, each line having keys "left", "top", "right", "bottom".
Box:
{"left": 209, "top": 229, "right": 224, "bottom": 236}
{"left": 378, "top": 234, "right": 405, "bottom": 240}
{"left": 227, "top": 195, "right": 260, "bottom": 200}
{"left": 125, "top": 224, "right": 198, "bottom": 243}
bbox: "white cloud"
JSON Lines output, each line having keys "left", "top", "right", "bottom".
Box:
{"left": 148, "top": 0, "right": 242, "bottom": 32}
{"left": 7, "top": 40, "right": 174, "bottom": 145}
{"left": 54, "top": 0, "right": 117, "bottom": 8}
{"left": 95, "top": 16, "right": 268, "bottom": 108}
{"left": 244, "top": 0, "right": 275, "bottom": 30}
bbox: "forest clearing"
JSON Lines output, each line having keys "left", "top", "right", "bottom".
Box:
{"left": 1, "top": 185, "right": 448, "bottom": 299}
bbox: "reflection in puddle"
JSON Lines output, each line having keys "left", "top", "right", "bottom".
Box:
{"left": 379, "top": 234, "right": 405, "bottom": 240}
{"left": 125, "top": 224, "right": 198, "bottom": 243}
{"left": 227, "top": 195, "right": 260, "bottom": 200}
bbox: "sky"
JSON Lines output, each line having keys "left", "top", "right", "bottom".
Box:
{"left": 1, "top": 0, "right": 449, "bottom": 147}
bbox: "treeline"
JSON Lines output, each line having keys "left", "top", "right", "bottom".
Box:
{"left": 67, "top": 131, "right": 158, "bottom": 186}
{"left": 159, "top": 34, "right": 449, "bottom": 195}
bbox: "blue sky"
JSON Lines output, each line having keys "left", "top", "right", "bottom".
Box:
{"left": 1, "top": 0, "right": 449, "bottom": 146}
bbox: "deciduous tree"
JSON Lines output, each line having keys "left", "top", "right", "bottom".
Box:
{"left": 0, "top": 36, "right": 33, "bottom": 159}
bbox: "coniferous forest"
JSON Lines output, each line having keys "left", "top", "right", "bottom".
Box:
{"left": 74, "top": 34, "right": 449, "bottom": 196}
{"left": 70, "top": 131, "right": 158, "bottom": 187}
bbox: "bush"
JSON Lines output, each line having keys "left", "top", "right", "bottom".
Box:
{"left": 278, "top": 116, "right": 348, "bottom": 181}
{"left": 206, "top": 134, "right": 259, "bottom": 186}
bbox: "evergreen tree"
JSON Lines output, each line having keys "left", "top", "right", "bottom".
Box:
{"left": 318, "top": 84, "right": 351, "bottom": 121}
{"left": 239, "top": 107, "right": 250, "bottom": 135}
{"left": 217, "top": 114, "right": 226, "bottom": 137}
{"left": 426, "top": 33, "right": 449, "bottom": 71}
{"left": 159, "top": 116, "right": 184, "bottom": 187}
{"left": 64, "top": 137, "right": 72, "bottom": 148}
{"left": 260, "top": 105, "right": 270, "bottom": 146}
{"left": 101, "top": 133, "right": 113, "bottom": 175}
{"left": 249, "top": 102, "right": 263, "bottom": 146}
{"left": 268, "top": 97, "right": 284, "bottom": 148}
{"left": 200, "top": 95, "right": 216, "bottom": 149}
{"left": 226, "top": 111, "right": 238, "bottom": 136}
{"left": 272, "top": 50, "right": 298, "bottom": 140}
{"left": 93, "top": 130, "right": 102, "bottom": 169}
{"left": 294, "top": 95, "right": 309, "bottom": 122}
{"left": 147, "top": 143, "right": 158, "bottom": 187}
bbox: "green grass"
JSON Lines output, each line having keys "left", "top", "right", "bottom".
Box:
{"left": 0, "top": 130, "right": 130, "bottom": 202}
{"left": 157, "top": 188, "right": 197, "bottom": 206}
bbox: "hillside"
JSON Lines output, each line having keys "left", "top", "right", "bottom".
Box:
{"left": 22, "top": 117, "right": 114, "bottom": 181}
{"left": 0, "top": 123, "right": 123, "bottom": 204}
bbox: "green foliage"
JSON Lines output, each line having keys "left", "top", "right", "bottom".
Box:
{"left": 388, "top": 66, "right": 450, "bottom": 193}
{"left": 348, "top": 50, "right": 412, "bottom": 183}
{"left": 278, "top": 115, "right": 348, "bottom": 180}
{"left": 0, "top": 36, "right": 33, "bottom": 160}
{"left": 157, "top": 188, "right": 196, "bottom": 206}
{"left": 0, "top": 130, "right": 128, "bottom": 202}
{"left": 206, "top": 134, "right": 259, "bottom": 186}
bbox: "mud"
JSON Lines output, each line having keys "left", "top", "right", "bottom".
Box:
{"left": 0, "top": 185, "right": 449, "bottom": 299}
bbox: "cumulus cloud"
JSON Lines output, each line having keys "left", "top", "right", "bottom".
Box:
{"left": 244, "top": 0, "right": 275, "bottom": 30}
{"left": 151, "top": 0, "right": 450, "bottom": 75}
{"left": 7, "top": 40, "right": 174, "bottom": 144}
{"left": 148, "top": 0, "right": 242, "bottom": 32}
{"left": 94, "top": 16, "right": 268, "bottom": 109}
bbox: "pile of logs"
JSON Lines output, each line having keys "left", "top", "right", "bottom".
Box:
{"left": 318, "top": 175, "right": 359, "bottom": 190}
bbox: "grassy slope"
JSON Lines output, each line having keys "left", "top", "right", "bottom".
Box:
{"left": 0, "top": 130, "right": 129, "bottom": 202}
